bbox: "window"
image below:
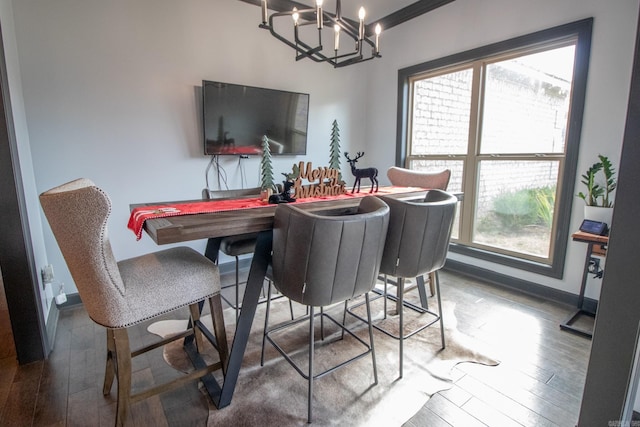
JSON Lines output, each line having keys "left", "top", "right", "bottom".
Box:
{"left": 396, "top": 19, "right": 593, "bottom": 277}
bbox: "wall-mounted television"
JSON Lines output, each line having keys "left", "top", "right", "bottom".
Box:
{"left": 202, "top": 80, "right": 309, "bottom": 156}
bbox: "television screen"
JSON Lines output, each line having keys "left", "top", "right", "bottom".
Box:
{"left": 202, "top": 80, "right": 309, "bottom": 156}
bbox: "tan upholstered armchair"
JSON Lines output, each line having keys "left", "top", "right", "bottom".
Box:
{"left": 40, "top": 178, "right": 229, "bottom": 426}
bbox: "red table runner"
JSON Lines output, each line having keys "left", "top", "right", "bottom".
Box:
{"left": 128, "top": 186, "right": 425, "bottom": 240}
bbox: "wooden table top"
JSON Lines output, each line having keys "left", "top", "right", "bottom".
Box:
{"left": 571, "top": 230, "right": 609, "bottom": 245}
{"left": 133, "top": 188, "right": 430, "bottom": 245}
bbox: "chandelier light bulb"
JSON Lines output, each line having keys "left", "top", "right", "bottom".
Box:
{"left": 261, "top": 0, "right": 268, "bottom": 25}
{"left": 316, "top": 0, "right": 323, "bottom": 29}
{"left": 334, "top": 24, "right": 341, "bottom": 51}
{"left": 358, "top": 7, "right": 366, "bottom": 40}
{"left": 292, "top": 7, "right": 299, "bottom": 26}
{"left": 375, "top": 23, "right": 382, "bottom": 53}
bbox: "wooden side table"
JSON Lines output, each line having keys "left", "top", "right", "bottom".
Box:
{"left": 560, "top": 231, "right": 609, "bottom": 338}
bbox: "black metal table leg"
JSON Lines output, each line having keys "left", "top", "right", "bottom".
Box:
{"left": 217, "top": 230, "right": 272, "bottom": 408}
{"left": 182, "top": 231, "right": 272, "bottom": 408}
{"left": 560, "top": 241, "right": 596, "bottom": 338}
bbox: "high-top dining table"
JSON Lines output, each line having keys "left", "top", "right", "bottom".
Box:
{"left": 130, "top": 187, "right": 430, "bottom": 409}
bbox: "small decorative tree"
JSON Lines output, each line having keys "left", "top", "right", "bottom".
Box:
{"left": 329, "top": 120, "right": 343, "bottom": 182}
{"left": 260, "top": 135, "right": 275, "bottom": 191}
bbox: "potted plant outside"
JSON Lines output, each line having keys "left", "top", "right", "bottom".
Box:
{"left": 577, "top": 154, "right": 617, "bottom": 226}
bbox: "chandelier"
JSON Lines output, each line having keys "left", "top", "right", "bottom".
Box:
{"left": 259, "top": 0, "right": 382, "bottom": 68}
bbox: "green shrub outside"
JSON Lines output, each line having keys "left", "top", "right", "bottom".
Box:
{"left": 481, "top": 186, "right": 556, "bottom": 231}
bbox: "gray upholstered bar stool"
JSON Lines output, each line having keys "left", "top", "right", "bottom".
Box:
{"left": 203, "top": 187, "right": 294, "bottom": 323}
{"left": 376, "top": 190, "right": 457, "bottom": 378}
{"left": 387, "top": 166, "right": 452, "bottom": 301}
{"left": 203, "top": 187, "right": 261, "bottom": 322}
{"left": 261, "top": 197, "right": 389, "bottom": 423}
{"left": 41, "top": 179, "right": 229, "bottom": 427}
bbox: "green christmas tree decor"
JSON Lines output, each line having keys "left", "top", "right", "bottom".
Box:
{"left": 260, "top": 135, "right": 275, "bottom": 191}
{"left": 329, "top": 120, "right": 343, "bottom": 182}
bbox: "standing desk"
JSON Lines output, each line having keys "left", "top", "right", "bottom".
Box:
{"left": 131, "top": 188, "right": 428, "bottom": 409}
{"left": 560, "top": 230, "right": 608, "bottom": 338}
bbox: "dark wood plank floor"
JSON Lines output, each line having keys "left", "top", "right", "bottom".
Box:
{"left": 0, "top": 268, "right": 591, "bottom": 426}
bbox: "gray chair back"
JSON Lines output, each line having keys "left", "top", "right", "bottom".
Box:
{"left": 271, "top": 196, "right": 389, "bottom": 307}
{"left": 203, "top": 187, "right": 262, "bottom": 200}
{"left": 387, "top": 166, "right": 451, "bottom": 190}
{"left": 39, "top": 178, "right": 128, "bottom": 327}
{"left": 378, "top": 190, "right": 457, "bottom": 279}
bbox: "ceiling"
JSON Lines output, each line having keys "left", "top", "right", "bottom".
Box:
{"left": 312, "top": 0, "right": 420, "bottom": 22}
{"left": 238, "top": 0, "right": 455, "bottom": 33}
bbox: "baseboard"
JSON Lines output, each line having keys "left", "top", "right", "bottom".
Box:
{"left": 443, "top": 259, "right": 598, "bottom": 313}
{"left": 223, "top": 257, "right": 598, "bottom": 311}
{"left": 51, "top": 259, "right": 247, "bottom": 310}
{"left": 45, "top": 302, "right": 59, "bottom": 354}
{"left": 55, "top": 292, "right": 83, "bottom": 309}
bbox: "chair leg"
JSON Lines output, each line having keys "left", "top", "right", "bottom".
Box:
{"left": 208, "top": 294, "right": 230, "bottom": 373}
{"left": 189, "top": 303, "right": 205, "bottom": 352}
{"left": 383, "top": 274, "right": 388, "bottom": 319}
{"left": 434, "top": 271, "right": 445, "bottom": 349}
{"left": 261, "top": 280, "right": 274, "bottom": 367}
{"left": 364, "top": 293, "right": 378, "bottom": 385}
{"left": 320, "top": 306, "right": 325, "bottom": 341}
{"left": 112, "top": 328, "right": 132, "bottom": 427}
{"left": 341, "top": 301, "right": 348, "bottom": 340}
{"left": 235, "top": 256, "right": 240, "bottom": 323}
{"left": 416, "top": 275, "right": 429, "bottom": 309}
{"left": 103, "top": 329, "right": 116, "bottom": 396}
{"left": 398, "top": 277, "right": 405, "bottom": 379}
{"left": 308, "top": 306, "right": 315, "bottom": 424}
{"left": 429, "top": 271, "right": 436, "bottom": 297}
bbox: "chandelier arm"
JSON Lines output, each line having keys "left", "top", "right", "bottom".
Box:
{"left": 266, "top": 10, "right": 326, "bottom": 62}
{"left": 335, "top": 54, "right": 374, "bottom": 68}
{"left": 260, "top": 3, "right": 381, "bottom": 68}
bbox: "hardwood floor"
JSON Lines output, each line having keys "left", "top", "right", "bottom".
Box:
{"left": 404, "top": 273, "right": 591, "bottom": 426}
{"left": 0, "top": 268, "right": 591, "bottom": 426}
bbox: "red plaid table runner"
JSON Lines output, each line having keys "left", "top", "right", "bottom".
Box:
{"left": 128, "top": 186, "right": 425, "bottom": 240}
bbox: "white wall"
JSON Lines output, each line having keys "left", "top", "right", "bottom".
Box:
{"left": 11, "top": 0, "right": 370, "bottom": 294}
{"left": 8, "top": 0, "right": 640, "bottom": 301}
{"left": 364, "top": 0, "right": 639, "bottom": 298}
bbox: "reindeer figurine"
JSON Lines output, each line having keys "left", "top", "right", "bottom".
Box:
{"left": 344, "top": 151, "right": 379, "bottom": 193}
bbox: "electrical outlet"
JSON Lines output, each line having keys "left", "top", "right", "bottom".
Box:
{"left": 55, "top": 283, "right": 67, "bottom": 305}
{"left": 41, "top": 264, "right": 54, "bottom": 284}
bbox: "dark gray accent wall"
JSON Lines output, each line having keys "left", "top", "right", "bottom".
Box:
{"left": 578, "top": 8, "right": 640, "bottom": 425}
{"left": 0, "top": 22, "right": 47, "bottom": 364}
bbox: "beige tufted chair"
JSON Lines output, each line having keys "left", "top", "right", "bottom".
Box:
{"left": 261, "top": 196, "right": 389, "bottom": 423}
{"left": 376, "top": 190, "right": 457, "bottom": 378}
{"left": 387, "top": 166, "right": 451, "bottom": 191}
{"left": 40, "top": 179, "right": 229, "bottom": 426}
{"left": 387, "top": 166, "right": 452, "bottom": 300}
